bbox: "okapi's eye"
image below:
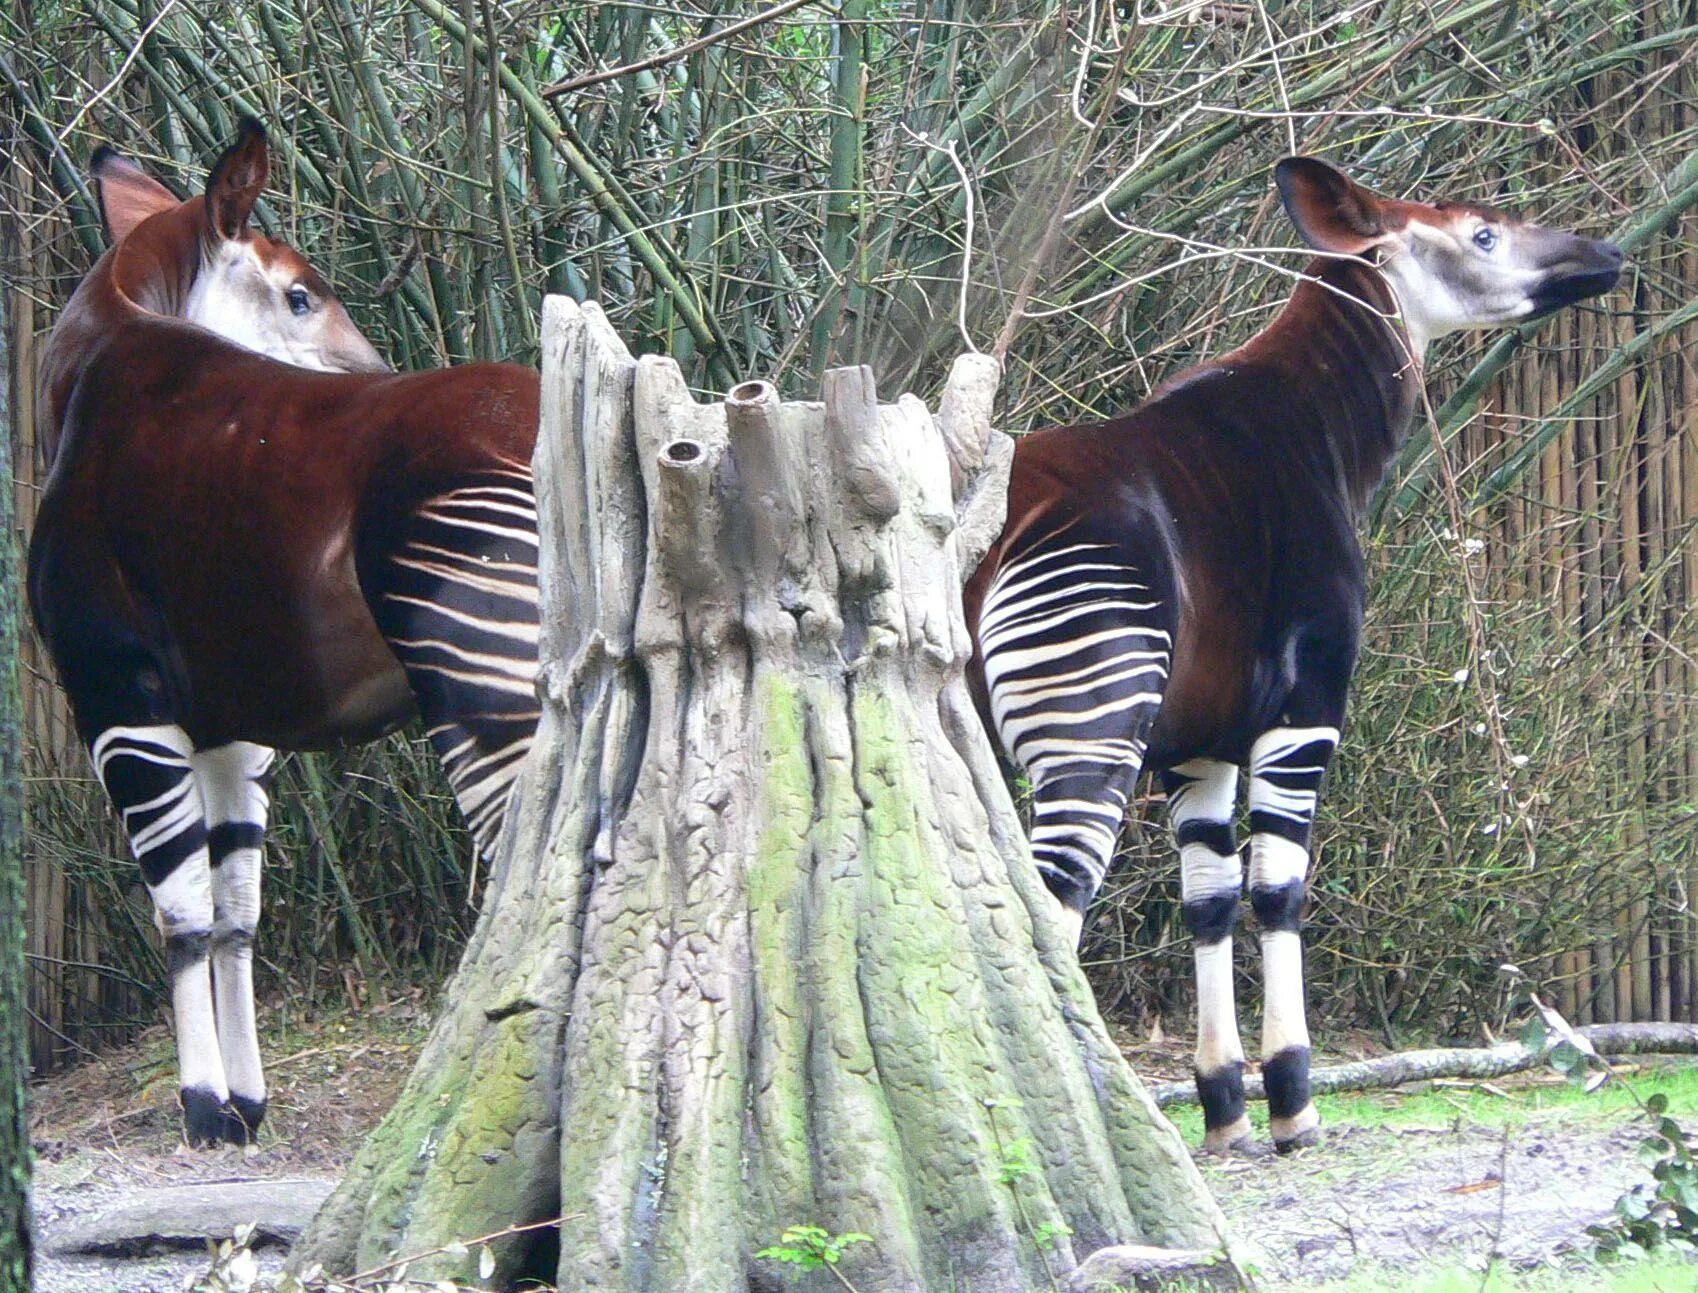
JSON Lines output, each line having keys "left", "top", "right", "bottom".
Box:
{"left": 1472, "top": 226, "right": 1499, "bottom": 252}
{"left": 286, "top": 285, "right": 312, "bottom": 316}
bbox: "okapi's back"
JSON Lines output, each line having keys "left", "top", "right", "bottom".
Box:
{"left": 31, "top": 322, "right": 540, "bottom": 752}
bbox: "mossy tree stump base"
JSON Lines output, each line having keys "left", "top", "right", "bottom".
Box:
{"left": 291, "top": 298, "right": 1235, "bottom": 1291}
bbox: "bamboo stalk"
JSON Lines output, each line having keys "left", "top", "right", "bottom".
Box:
{"left": 809, "top": 0, "right": 867, "bottom": 374}
{"left": 403, "top": 0, "right": 737, "bottom": 386}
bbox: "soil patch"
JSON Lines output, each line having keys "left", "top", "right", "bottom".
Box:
{"left": 1205, "top": 1115, "right": 1645, "bottom": 1285}
{"left": 30, "top": 993, "right": 426, "bottom": 1293}
{"left": 26, "top": 1004, "right": 1683, "bottom": 1290}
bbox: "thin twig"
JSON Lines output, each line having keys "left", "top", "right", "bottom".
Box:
{"left": 55, "top": 0, "right": 181, "bottom": 146}
{"left": 542, "top": 0, "right": 822, "bottom": 98}
{"left": 899, "top": 126, "right": 978, "bottom": 354}
{"left": 346, "top": 1214, "right": 575, "bottom": 1283}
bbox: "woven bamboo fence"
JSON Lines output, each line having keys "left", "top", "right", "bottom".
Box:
{"left": 2, "top": 0, "right": 1694, "bottom": 1068}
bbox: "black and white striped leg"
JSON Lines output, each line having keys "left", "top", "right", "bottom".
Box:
{"left": 194, "top": 741, "right": 275, "bottom": 1144}
{"left": 91, "top": 724, "right": 227, "bottom": 1146}
{"left": 377, "top": 470, "right": 540, "bottom": 859}
{"left": 1247, "top": 724, "right": 1338, "bottom": 1153}
{"left": 1163, "top": 759, "right": 1250, "bottom": 1154}
{"left": 977, "top": 541, "right": 1172, "bottom": 943}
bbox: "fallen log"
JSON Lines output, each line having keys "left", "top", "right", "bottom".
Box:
{"left": 1148, "top": 1023, "right": 1698, "bottom": 1108}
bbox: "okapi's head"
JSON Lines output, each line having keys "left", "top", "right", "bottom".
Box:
{"left": 1274, "top": 156, "right": 1623, "bottom": 352}
{"left": 92, "top": 120, "right": 389, "bottom": 374}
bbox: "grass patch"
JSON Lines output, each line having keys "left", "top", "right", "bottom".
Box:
{"left": 1162, "top": 1058, "right": 1698, "bottom": 1145}
{"left": 1302, "top": 1251, "right": 1698, "bottom": 1292}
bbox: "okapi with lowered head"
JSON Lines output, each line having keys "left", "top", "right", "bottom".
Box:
{"left": 29, "top": 122, "right": 543, "bottom": 1146}
{"left": 966, "top": 158, "right": 1622, "bottom": 1154}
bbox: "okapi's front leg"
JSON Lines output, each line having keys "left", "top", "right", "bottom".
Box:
{"left": 194, "top": 741, "right": 276, "bottom": 1144}
{"left": 1163, "top": 760, "right": 1251, "bottom": 1154}
{"left": 90, "top": 724, "right": 228, "bottom": 1146}
{"left": 1247, "top": 724, "right": 1339, "bottom": 1153}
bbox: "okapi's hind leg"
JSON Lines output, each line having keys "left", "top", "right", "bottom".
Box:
{"left": 193, "top": 741, "right": 276, "bottom": 1144}
{"left": 1247, "top": 723, "right": 1340, "bottom": 1153}
{"left": 90, "top": 724, "right": 229, "bottom": 1145}
{"left": 1161, "top": 759, "right": 1253, "bottom": 1155}
{"left": 371, "top": 469, "right": 541, "bottom": 858}
{"left": 976, "top": 538, "right": 1174, "bottom": 944}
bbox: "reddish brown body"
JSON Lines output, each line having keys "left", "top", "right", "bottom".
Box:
{"left": 963, "top": 157, "right": 1622, "bottom": 1156}
{"left": 28, "top": 122, "right": 544, "bottom": 1147}
{"left": 965, "top": 260, "right": 1411, "bottom": 769}
{"left": 36, "top": 310, "right": 536, "bottom": 750}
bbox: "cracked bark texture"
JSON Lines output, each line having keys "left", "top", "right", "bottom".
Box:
{"left": 291, "top": 297, "right": 1235, "bottom": 1291}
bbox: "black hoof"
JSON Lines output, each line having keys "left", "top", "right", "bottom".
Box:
{"left": 1226, "top": 1135, "right": 1274, "bottom": 1160}
{"left": 1199, "top": 1132, "right": 1261, "bottom": 1160}
{"left": 180, "top": 1087, "right": 227, "bottom": 1148}
{"left": 1273, "top": 1126, "right": 1322, "bottom": 1156}
{"left": 220, "top": 1095, "right": 267, "bottom": 1145}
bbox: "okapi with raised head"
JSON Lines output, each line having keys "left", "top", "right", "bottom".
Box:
{"left": 966, "top": 158, "right": 1622, "bottom": 1155}
{"left": 29, "top": 122, "right": 543, "bottom": 1146}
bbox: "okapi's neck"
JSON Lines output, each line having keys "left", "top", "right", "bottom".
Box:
{"left": 1243, "top": 256, "right": 1422, "bottom": 518}
{"left": 43, "top": 203, "right": 205, "bottom": 463}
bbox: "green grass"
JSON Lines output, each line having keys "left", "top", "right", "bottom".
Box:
{"left": 1162, "top": 1059, "right": 1698, "bottom": 1145}
{"left": 1300, "top": 1251, "right": 1698, "bottom": 1292}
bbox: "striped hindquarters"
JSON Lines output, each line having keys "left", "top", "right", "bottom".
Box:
{"left": 977, "top": 539, "right": 1172, "bottom": 908}
{"left": 375, "top": 467, "right": 541, "bottom": 855}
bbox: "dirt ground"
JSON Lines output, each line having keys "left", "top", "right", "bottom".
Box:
{"left": 30, "top": 993, "right": 424, "bottom": 1293}
{"left": 25, "top": 1000, "right": 1687, "bottom": 1291}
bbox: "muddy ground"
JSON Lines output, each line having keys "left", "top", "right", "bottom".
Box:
{"left": 26, "top": 1003, "right": 1686, "bottom": 1291}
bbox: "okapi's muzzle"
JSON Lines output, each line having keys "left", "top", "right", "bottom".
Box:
{"left": 1526, "top": 234, "right": 1624, "bottom": 319}
{"left": 330, "top": 327, "right": 393, "bottom": 375}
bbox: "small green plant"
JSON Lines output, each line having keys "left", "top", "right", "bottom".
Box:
{"left": 998, "top": 1135, "right": 1041, "bottom": 1185}
{"left": 756, "top": 1225, "right": 872, "bottom": 1290}
{"left": 1589, "top": 1089, "right": 1698, "bottom": 1262}
{"left": 1520, "top": 995, "right": 1698, "bottom": 1262}
{"left": 984, "top": 1099, "right": 1067, "bottom": 1291}
{"left": 1030, "top": 1220, "right": 1074, "bottom": 1250}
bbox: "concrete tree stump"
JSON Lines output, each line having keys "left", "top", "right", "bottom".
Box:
{"left": 291, "top": 298, "right": 1236, "bottom": 1291}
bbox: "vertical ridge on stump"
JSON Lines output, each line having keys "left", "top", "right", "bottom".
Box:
{"left": 292, "top": 298, "right": 1236, "bottom": 1292}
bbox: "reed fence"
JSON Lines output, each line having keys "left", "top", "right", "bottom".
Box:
{"left": 2, "top": 0, "right": 1693, "bottom": 1068}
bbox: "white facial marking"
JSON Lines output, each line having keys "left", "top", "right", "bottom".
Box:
{"left": 185, "top": 239, "right": 381, "bottom": 372}
{"left": 1379, "top": 219, "right": 1548, "bottom": 352}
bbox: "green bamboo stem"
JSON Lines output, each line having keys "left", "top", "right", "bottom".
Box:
{"left": 326, "top": 0, "right": 466, "bottom": 361}
{"left": 1475, "top": 295, "right": 1698, "bottom": 504}
{"left": 517, "top": 58, "right": 578, "bottom": 298}
{"left": 296, "top": 756, "right": 384, "bottom": 985}
{"left": 403, "top": 0, "right": 737, "bottom": 387}
{"left": 810, "top": 1, "right": 868, "bottom": 374}
{"left": 0, "top": 51, "right": 104, "bottom": 258}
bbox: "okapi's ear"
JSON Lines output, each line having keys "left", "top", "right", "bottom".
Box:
{"left": 91, "top": 148, "right": 180, "bottom": 245}
{"left": 205, "top": 118, "right": 270, "bottom": 242}
{"left": 1275, "top": 157, "right": 1390, "bottom": 256}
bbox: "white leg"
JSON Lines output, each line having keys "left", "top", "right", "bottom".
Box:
{"left": 1247, "top": 725, "right": 1337, "bottom": 1151}
{"left": 91, "top": 724, "right": 228, "bottom": 1144}
{"left": 1164, "top": 759, "right": 1249, "bottom": 1152}
{"left": 193, "top": 741, "right": 275, "bottom": 1144}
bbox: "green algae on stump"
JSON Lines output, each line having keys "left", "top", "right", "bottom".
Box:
{"left": 290, "top": 298, "right": 1238, "bottom": 1291}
